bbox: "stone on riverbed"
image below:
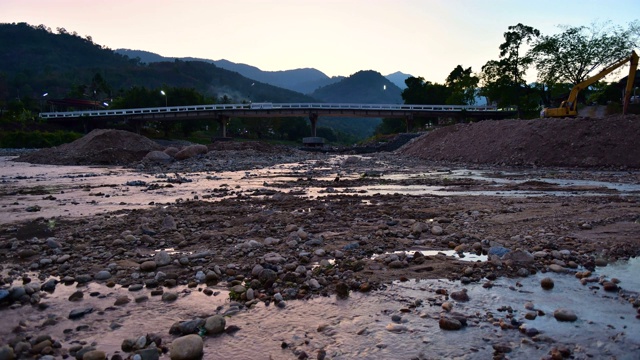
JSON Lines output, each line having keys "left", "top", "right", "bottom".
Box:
{"left": 553, "top": 308, "right": 577, "bottom": 322}
{"left": 170, "top": 334, "right": 203, "bottom": 360}
{"left": 204, "top": 315, "right": 226, "bottom": 335}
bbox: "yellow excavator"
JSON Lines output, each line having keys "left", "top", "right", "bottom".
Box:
{"left": 542, "top": 50, "right": 638, "bottom": 118}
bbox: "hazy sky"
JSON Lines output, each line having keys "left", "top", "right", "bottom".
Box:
{"left": 2, "top": 0, "right": 638, "bottom": 83}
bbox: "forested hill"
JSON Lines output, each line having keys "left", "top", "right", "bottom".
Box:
{"left": 311, "top": 70, "right": 403, "bottom": 104}
{"left": 0, "top": 22, "right": 315, "bottom": 104}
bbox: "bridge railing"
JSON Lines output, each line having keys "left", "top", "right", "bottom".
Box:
{"left": 39, "top": 103, "right": 508, "bottom": 119}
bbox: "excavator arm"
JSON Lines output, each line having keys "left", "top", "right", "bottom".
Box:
{"left": 543, "top": 50, "right": 638, "bottom": 118}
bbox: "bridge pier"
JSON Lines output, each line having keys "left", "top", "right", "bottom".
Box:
{"left": 215, "top": 115, "right": 230, "bottom": 138}
{"left": 303, "top": 112, "right": 324, "bottom": 147}
{"left": 404, "top": 115, "right": 414, "bottom": 133}
{"left": 309, "top": 113, "right": 318, "bottom": 136}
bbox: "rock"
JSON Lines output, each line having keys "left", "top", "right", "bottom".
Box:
{"left": 162, "top": 292, "right": 178, "bottom": 302}
{"left": 602, "top": 281, "right": 618, "bottom": 292}
{"left": 128, "top": 284, "right": 144, "bottom": 291}
{"left": 246, "top": 288, "right": 255, "bottom": 300}
{"left": 75, "top": 346, "right": 96, "bottom": 360}
{"left": 94, "top": 271, "right": 111, "bottom": 281}
{"left": 251, "top": 264, "right": 264, "bottom": 277}
{"left": 439, "top": 317, "right": 463, "bottom": 330}
{"left": 230, "top": 285, "right": 246, "bottom": 296}
{"left": 540, "top": 277, "right": 554, "bottom": 290}
{"left": 144, "top": 151, "right": 172, "bottom": 163}
{"left": 140, "top": 261, "right": 157, "bottom": 272}
{"left": 263, "top": 252, "right": 285, "bottom": 264}
{"left": 492, "top": 344, "right": 512, "bottom": 353}
{"left": 385, "top": 323, "right": 408, "bottom": 332}
{"left": 548, "top": 264, "right": 567, "bottom": 273}
{"left": 204, "top": 271, "right": 219, "bottom": 286}
{"left": 516, "top": 268, "right": 530, "bottom": 277}
{"left": 10, "top": 286, "right": 26, "bottom": 301}
{"left": 411, "top": 222, "right": 430, "bottom": 234}
{"left": 442, "top": 301, "right": 453, "bottom": 312}
{"left": 258, "top": 269, "right": 277, "bottom": 287}
{"left": 336, "top": 282, "right": 349, "bottom": 299}
{"left": 170, "top": 334, "right": 203, "bottom": 360}
{"left": 174, "top": 145, "right": 208, "bottom": 160}
{"left": 41, "top": 279, "right": 58, "bottom": 293}
{"left": 164, "top": 147, "right": 180, "bottom": 157}
{"left": 69, "top": 307, "right": 93, "bottom": 319}
{"left": 0, "top": 345, "right": 14, "bottom": 360}
{"left": 114, "top": 296, "right": 131, "bottom": 306}
{"left": 31, "top": 340, "right": 52, "bottom": 354}
{"left": 488, "top": 246, "right": 510, "bottom": 257}
{"left": 431, "top": 225, "right": 444, "bottom": 235}
{"left": 76, "top": 274, "right": 92, "bottom": 284}
{"left": 204, "top": 315, "right": 226, "bottom": 335}
{"left": 450, "top": 289, "right": 469, "bottom": 302}
{"left": 82, "top": 350, "right": 106, "bottom": 360}
{"left": 154, "top": 251, "right": 172, "bottom": 267}
{"left": 136, "top": 348, "right": 160, "bottom": 360}
{"left": 553, "top": 308, "right": 577, "bottom": 322}
{"left": 594, "top": 258, "right": 608, "bottom": 267}
{"left": 170, "top": 319, "right": 205, "bottom": 336}
{"left": 45, "top": 237, "right": 61, "bottom": 249}
{"left": 502, "top": 250, "right": 534, "bottom": 265}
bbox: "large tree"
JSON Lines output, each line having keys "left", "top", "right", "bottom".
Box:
{"left": 529, "top": 21, "right": 639, "bottom": 86}
{"left": 479, "top": 23, "right": 541, "bottom": 116}
{"left": 445, "top": 65, "right": 479, "bottom": 105}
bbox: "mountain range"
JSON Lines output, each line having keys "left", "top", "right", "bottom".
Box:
{"left": 115, "top": 49, "right": 412, "bottom": 95}
{"left": 0, "top": 22, "right": 414, "bottom": 139}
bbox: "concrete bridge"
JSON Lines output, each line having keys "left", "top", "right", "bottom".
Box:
{"left": 40, "top": 102, "right": 516, "bottom": 142}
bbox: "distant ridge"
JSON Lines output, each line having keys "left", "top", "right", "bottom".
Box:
{"left": 116, "top": 49, "right": 409, "bottom": 96}
{"left": 116, "top": 49, "right": 342, "bottom": 94}
{"left": 310, "top": 70, "right": 403, "bottom": 104}
{"left": 385, "top": 71, "right": 413, "bottom": 89}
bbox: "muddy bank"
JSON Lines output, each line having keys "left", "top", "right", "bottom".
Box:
{"left": 399, "top": 115, "right": 640, "bottom": 168}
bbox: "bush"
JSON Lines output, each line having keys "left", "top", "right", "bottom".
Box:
{"left": 0, "top": 130, "right": 82, "bottom": 148}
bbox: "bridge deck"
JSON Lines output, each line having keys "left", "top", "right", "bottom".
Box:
{"left": 40, "top": 103, "right": 516, "bottom": 121}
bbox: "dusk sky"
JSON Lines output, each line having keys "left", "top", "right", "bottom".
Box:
{"left": 2, "top": 0, "right": 638, "bottom": 83}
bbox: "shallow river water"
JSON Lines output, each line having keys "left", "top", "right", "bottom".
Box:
{"left": 1, "top": 155, "right": 640, "bottom": 359}
{"left": 2, "top": 260, "right": 639, "bottom": 359}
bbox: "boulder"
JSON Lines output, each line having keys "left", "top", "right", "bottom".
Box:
{"left": 170, "top": 334, "right": 203, "bottom": 360}
{"left": 174, "top": 145, "right": 208, "bottom": 160}
{"left": 144, "top": 151, "right": 172, "bottom": 164}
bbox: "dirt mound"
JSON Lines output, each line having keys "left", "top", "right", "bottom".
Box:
{"left": 399, "top": 114, "right": 640, "bottom": 168}
{"left": 16, "top": 129, "right": 163, "bottom": 166}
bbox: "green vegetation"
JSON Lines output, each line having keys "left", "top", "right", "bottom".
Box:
{"left": 0, "top": 129, "right": 81, "bottom": 148}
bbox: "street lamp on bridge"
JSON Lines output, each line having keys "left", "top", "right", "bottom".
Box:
{"left": 160, "top": 90, "right": 167, "bottom": 107}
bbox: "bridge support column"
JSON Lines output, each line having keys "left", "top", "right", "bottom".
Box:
{"left": 404, "top": 115, "right": 413, "bottom": 133}
{"left": 216, "top": 115, "right": 230, "bottom": 138}
{"left": 309, "top": 113, "right": 318, "bottom": 137}
{"left": 303, "top": 112, "right": 324, "bottom": 147}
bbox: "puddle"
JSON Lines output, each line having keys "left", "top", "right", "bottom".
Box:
{"left": 373, "top": 249, "right": 488, "bottom": 262}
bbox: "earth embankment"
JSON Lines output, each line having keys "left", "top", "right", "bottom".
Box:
{"left": 398, "top": 115, "right": 640, "bottom": 168}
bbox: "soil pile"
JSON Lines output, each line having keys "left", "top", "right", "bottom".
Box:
{"left": 399, "top": 114, "right": 640, "bottom": 168}
{"left": 16, "top": 129, "right": 163, "bottom": 166}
